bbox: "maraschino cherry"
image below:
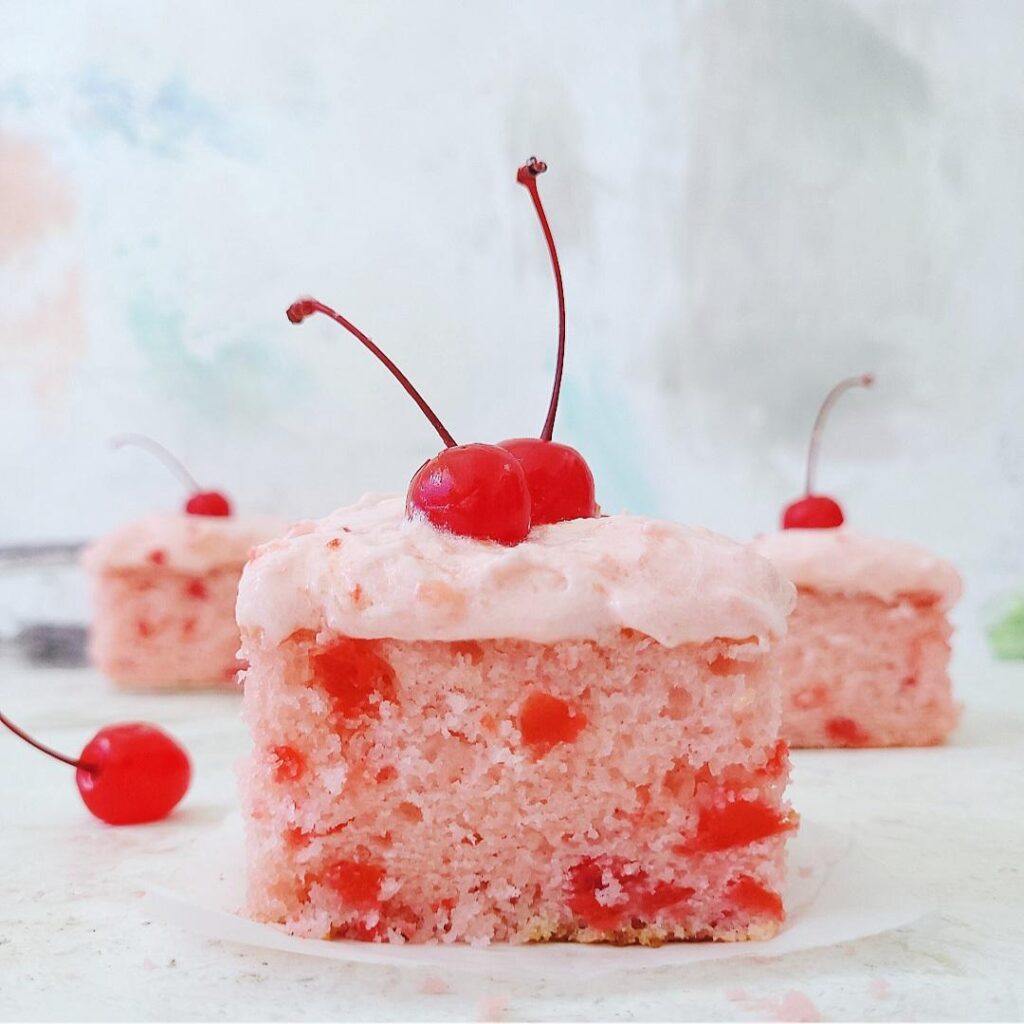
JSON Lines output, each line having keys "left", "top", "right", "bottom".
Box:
{"left": 113, "top": 434, "right": 232, "bottom": 517}
{"left": 500, "top": 157, "right": 596, "bottom": 525}
{"left": 286, "top": 299, "right": 531, "bottom": 545}
{"left": 782, "top": 373, "right": 875, "bottom": 529}
{"left": 0, "top": 711, "right": 191, "bottom": 825}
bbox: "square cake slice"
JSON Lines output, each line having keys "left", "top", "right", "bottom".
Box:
{"left": 83, "top": 513, "right": 283, "bottom": 689}
{"left": 752, "top": 529, "right": 962, "bottom": 748}
{"left": 237, "top": 495, "right": 796, "bottom": 945}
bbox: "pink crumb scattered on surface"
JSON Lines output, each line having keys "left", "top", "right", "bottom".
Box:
{"left": 421, "top": 975, "right": 450, "bottom": 995}
{"left": 870, "top": 978, "right": 892, "bottom": 999}
{"left": 478, "top": 993, "right": 508, "bottom": 1022}
{"left": 797, "top": 865, "right": 814, "bottom": 878}
{"left": 728, "top": 989, "right": 822, "bottom": 1022}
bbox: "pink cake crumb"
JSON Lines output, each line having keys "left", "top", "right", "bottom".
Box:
{"left": 84, "top": 513, "right": 284, "bottom": 690}
{"left": 752, "top": 530, "right": 962, "bottom": 749}
{"left": 238, "top": 496, "right": 796, "bottom": 945}
{"left": 421, "top": 975, "right": 450, "bottom": 995}
{"left": 779, "top": 589, "right": 958, "bottom": 747}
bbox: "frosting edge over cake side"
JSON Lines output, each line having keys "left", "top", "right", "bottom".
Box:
{"left": 751, "top": 528, "right": 963, "bottom": 610}
{"left": 237, "top": 493, "right": 795, "bottom": 647}
{"left": 82, "top": 513, "right": 288, "bottom": 574}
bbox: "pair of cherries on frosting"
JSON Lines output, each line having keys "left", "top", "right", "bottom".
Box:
{"left": 288, "top": 157, "right": 596, "bottom": 546}
{"left": 781, "top": 373, "right": 874, "bottom": 530}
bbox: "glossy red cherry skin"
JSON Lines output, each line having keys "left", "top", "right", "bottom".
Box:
{"left": 406, "top": 443, "right": 532, "bottom": 546}
{"left": 185, "top": 491, "right": 232, "bottom": 517}
{"left": 782, "top": 495, "right": 845, "bottom": 530}
{"left": 75, "top": 723, "right": 191, "bottom": 825}
{"left": 499, "top": 438, "right": 597, "bottom": 526}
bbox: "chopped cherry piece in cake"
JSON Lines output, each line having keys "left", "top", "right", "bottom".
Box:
{"left": 725, "top": 874, "right": 784, "bottom": 920}
{"left": 310, "top": 638, "right": 398, "bottom": 721}
{"left": 782, "top": 373, "right": 874, "bottom": 530}
{"left": 680, "top": 799, "right": 796, "bottom": 853}
{"left": 324, "top": 860, "right": 386, "bottom": 910}
{"left": 759, "top": 739, "right": 789, "bottom": 779}
{"left": 519, "top": 692, "right": 587, "bottom": 752}
{"left": 271, "top": 744, "right": 306, "bottom": 783}
{"left": 825, "top": 716, "right": 871, "bottom": 746}
{"left": 567, "top": 856, "right": 692, "bottom": 930}
{"left": 185, "top": 578, "right": 208, "bottom": 599}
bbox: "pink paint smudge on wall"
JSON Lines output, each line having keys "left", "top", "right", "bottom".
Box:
{"left": 0, "top": 133, "right": 85, "bottom": 408}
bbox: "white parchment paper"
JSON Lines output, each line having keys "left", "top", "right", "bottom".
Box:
{"left": 143, "top": 815, "right": 924, "bottom": 977}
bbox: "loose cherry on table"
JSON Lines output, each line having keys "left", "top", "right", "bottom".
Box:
{"left": 782, "top": 373, "right": 875, "bottom": 529}
{"left": 0, "top": 711, "right": 191, "bottom": 825}
{"left": 112, "top": 434, "right": 232, "bottom": 517}
{"left": 286, "top": 156, "right": 596, "bottom": 545}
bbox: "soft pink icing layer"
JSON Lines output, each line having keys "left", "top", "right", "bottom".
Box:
{"left": 236, "top": 494, "right": 795, "bottom": 647}
{"left": 750, "top": 529, "right": 962, "bottom": 611}
{"left": 83, "top": 513, "right": 286, "bottom": 574}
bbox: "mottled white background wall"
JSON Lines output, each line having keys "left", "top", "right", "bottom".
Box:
{"left": 1, "top": 0, "right": 1022, "bottom": 638}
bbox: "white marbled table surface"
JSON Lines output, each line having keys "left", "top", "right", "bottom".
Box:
{"left": 1, "top": 650, "right": 1022, "bottom": 1022}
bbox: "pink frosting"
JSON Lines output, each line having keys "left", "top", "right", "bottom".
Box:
{"left": 750, "top": 529, "right": 962, "bottom": 610}
{"left": 236, "top": 493, "right": 795, "bottom": 648}
{"left": 82, "top": 513, "right": 287, "bottom": 574}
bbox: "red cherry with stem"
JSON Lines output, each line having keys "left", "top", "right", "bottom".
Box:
{"left": 0, "top": 711, "right": 191, "bottom": 825}
{"left": 287, "top": 299, "right": 532, "bottom": 544}
{"left": 499, "top": 438, "right": 595, "bottom": 526}
{"left": 407, "top": 443, "right": 531, "bottom": 545}
{"left": 782, "top": 373, "right": 875, "bottom": 529}
{"left": 500, "top": 157, "right": 597, "bottom": 524}
{"left": 113, "top": 434, "right": 232, "bottom": 517}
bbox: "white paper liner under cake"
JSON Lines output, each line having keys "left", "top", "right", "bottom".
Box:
{"left": 142, "top": 815, "right": 924, "bottom": 977}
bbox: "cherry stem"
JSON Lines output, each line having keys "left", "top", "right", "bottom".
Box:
{"left": 0, "top": 710, "right": 90, "bottom": 771}
{"left": 805, "top": 373, "right": 875, "bottom": 495}
{"left": 286, "top": 298, "right": 457, "bottom": 449}
{"left": 516, "top": 157, "right": 565, "bottom": 443}
{"left": 112, "top": 434, "right": 201, "bottom": 493}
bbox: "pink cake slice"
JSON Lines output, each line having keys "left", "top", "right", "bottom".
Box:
{"left": 751, "top": 529, "right": 962, "bottom": 748}
{"left": 237, "top": 495, "right": 797, "bottom": 945}
{"left": 83, "top": 513, "right": 284, "bottom": 689}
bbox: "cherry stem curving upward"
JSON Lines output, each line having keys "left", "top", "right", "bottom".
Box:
{"left": 286, "top": 298, "right": 457, "bottom": 449}
{"left": 0, "top": 710, "right": 89, "bottom": 771}
{"left": 111, "top": 434, "right": 201, "bottom": 493}
{"left": 516, "top": 157, "right": 565, "bottom": 442}
{"left": 805, "top": 373, "right": 875, "bottom": 495}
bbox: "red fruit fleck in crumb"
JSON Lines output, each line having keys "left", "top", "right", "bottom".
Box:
{"left": 147, "top": 549, "right": 167, "bottom": 566}
{"left": 725, "top": 874, "right": 784, "bottom": 920}
{"left": 324, "top": 860, "right": 386, "bottom": 910}
{"left": 136, "top": 620, "right": 153, "bottom": 638}
{"left": 567, "top": 856, "right": 693, "bottom": 930}
{"left": 708, "top": 654, "right": 746, "bottom": 676}
{"left": 327, "top": 538, "right": 342, "bottom": 549}
{"left": 271, "top": 744, "right": 306, "bottom": 783}
{"left": 310, "top": 638, "right": 398, "bottom": 721}
{"left": 826, "top": 717, "right": 871, "bottom": 746}
{"left": 760, "top": 739, "right": 789, "bottom": 779}
{"left": 185, "top": 578, "right": 208, "bottom": 599}
{"left": 679, "top": 799, "right": 797, "bottom": 854}
{"left": 519, "top": 692, "right": 587, "bottom": 752}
